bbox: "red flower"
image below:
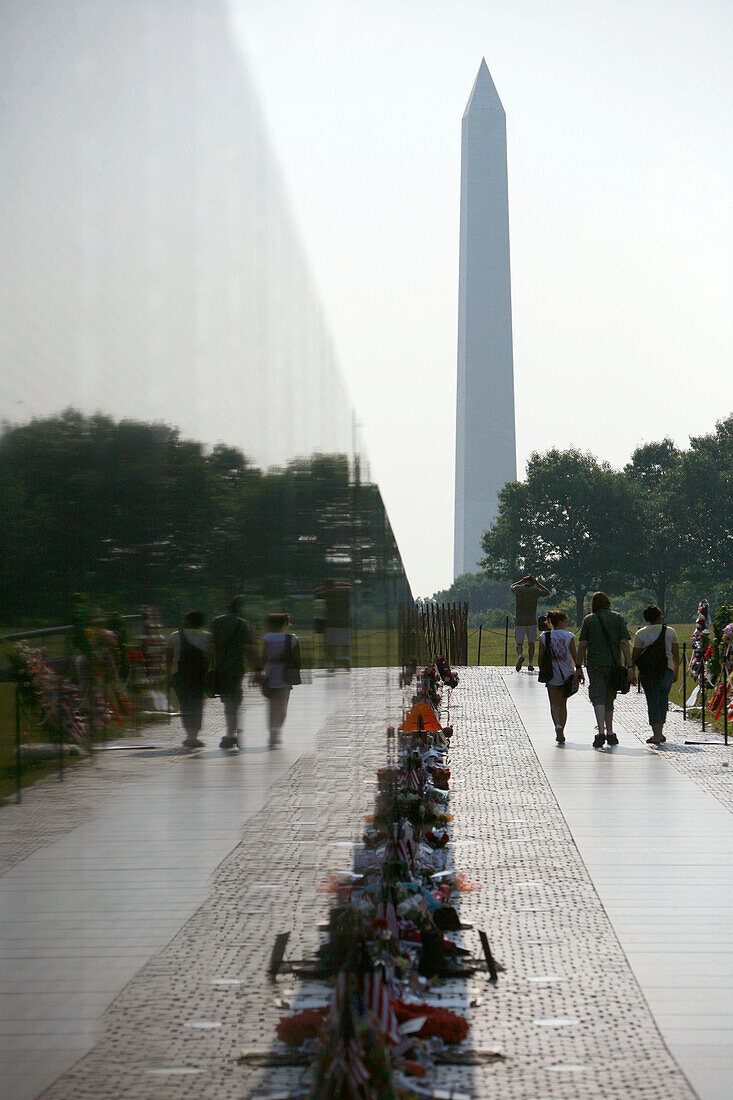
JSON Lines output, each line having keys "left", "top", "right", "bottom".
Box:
{"left": 276, "top": 1008, "right": 328, "bottom": 1046}
{"left": 392, "top": 1001, "right": 470, "bottom": 1044}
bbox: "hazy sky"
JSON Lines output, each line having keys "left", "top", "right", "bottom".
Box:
{"left": 231, "top": 0, "right": 733, "bottom": 597}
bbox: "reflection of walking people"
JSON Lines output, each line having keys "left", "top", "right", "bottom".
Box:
{"left": 631, "top": 605, "right": 679, "bottom": 745}
{"left": 166, "top": 611, "right": 212, "bottom": 750}
{"left": 314, "top": 579, "right": 351, "bottom": 671}
{"left": 262, "top": 613, "right": 301, "bottom": 748}
{"left": 510, "top": 575, "right": 550, "bottom": 671}
{"left": 577, "top": 592, "right": 632, "bottom": 749}
{"left": 538, "top": 611, "right": 584, "bottom": 744}
{"left": 211, "top": 596, "right": 257, "bottom": 750}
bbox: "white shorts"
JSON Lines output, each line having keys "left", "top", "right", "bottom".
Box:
{"left": 515, "top": 626, "right": 537, "bottom": 645}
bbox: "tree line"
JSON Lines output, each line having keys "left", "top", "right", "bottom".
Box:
{"left": 0, "top": 411, "right": 411, "bottom": 626}
{"left": 478, "top": 415, "right": 733, "bottom": 626}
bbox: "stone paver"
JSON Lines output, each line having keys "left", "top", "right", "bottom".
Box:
{"left": 0, "top": 675, "right": 352, "bottom": 1100}
{"left": 31, "top": 668, "right": 699, "bottom": 1099}
{"left": 510, "top": 671, "right": 733, "bottom": 1100}
{"left": 40, "top": 670, "right": 391, "bottom": 1100}
{"left": 443, "top": 669, "right": 695, "bottom": 1099}
{"left": 614, "top": 688, "right": 733, "bottom": 814}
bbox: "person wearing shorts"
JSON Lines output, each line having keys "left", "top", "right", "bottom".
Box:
{"left": 510, "top": 575, "right": 550, "bottom": 671}
{"left": 577, "top": 591, "right": 632, "bottom": 749}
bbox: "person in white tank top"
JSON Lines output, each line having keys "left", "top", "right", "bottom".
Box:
{"left": 537, "top": 610, "right": 584, "bottom": 744}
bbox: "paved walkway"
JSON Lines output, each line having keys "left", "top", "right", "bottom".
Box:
{"left": 0, "top": 675, "right": 351, "bottom": 1100}
{"left": 1, "top": 667, "right": 731, "bottom": 1098}
{"left": 506, "top": 670, "right": 733, "bottom": 1100}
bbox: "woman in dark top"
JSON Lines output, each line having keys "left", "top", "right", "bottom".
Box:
{"left": 631, "top": 605, "right": 679, "bottom": 746}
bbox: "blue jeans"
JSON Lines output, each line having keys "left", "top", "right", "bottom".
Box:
{"left": 641, "top": 668, "right": 675, "bottom": 726}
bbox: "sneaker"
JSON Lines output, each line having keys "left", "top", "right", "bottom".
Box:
{"left": 555, "top": 729, "right": 565, "bottom": 744}
{"left": 593, "top": 733, "right": 606, "bottom": 749}
{"left": 219, "top": 736, "right": 238, "bottom": 750}
{"left": 606, "top": 733, "right": 619, "bottom": 746}
{"left": 646, "top": 734, "right": 666, "bottom": 745}
{"left": 515, "top": 654, "right": 524, "bottom": 672}
{"left": 182, "top": 738, "right": 204, "bottom": 750}
{"left": 528, "top": 664, "right": 535, "bottom": 672}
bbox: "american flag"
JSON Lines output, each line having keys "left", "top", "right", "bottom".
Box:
{"left": 395, "top": 836, "right": 412, "bottom": 865}
{"left": 376, "top": 899, "right": 400, "bottom": 938}
{"left": 347, "top": 1036, "right": 371, "bottom": 1084}
{"left": 406, "top": 765, "right": 422, "bottom": 791}
{"left": 326, "top": 972, "right": 371, "bottom": 1087}
{"left": 385, "top": 834, "right": 412, "bottom": 867}
{"left": 363, "top": 969, "right": 401, "bottom": 1045}
{"left": 323, "top": 1040, "right": 371, "bottom": 1089}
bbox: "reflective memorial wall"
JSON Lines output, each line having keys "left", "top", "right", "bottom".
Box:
{"left": 0, "top": 0, "right": 411, "bottom": 628}
{"left": 0, "top": 0, "right": 351, "bottom": 468}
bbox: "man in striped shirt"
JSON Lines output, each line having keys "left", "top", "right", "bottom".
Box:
{"left": 511, "top": 575, "right": 550, "bottom": 672}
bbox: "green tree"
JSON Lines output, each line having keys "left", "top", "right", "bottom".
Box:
{"left": 481, "top": 449, "right": 638, "bottom": 626}
{"left": 671, "top": 415, "right": 733, "bottom": 585}
{"left": 623, "top": 438, "right": 684, "bottom": 614}
{"left": 0, "top": 411, "right": 412, "bottom": 626}
{"left": 431, "top": 572, "right": 509, "bottom": 613}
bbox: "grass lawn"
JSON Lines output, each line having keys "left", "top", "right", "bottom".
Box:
{"left": 469, "top": 623, "right": 513, "bottom": 666}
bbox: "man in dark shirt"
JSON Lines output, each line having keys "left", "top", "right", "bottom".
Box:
{"left": 577, "top": 591, "right": 632, "bottom": 749}
{"left": 211, "top": 595, "right": 257, "bottom": 750}
{"left": 314, "top": 579, "right": 351, "bottom": 671}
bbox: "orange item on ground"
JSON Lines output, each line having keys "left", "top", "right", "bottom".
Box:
{"left": 399, "top": 702, "right": 442, "bottom": 733}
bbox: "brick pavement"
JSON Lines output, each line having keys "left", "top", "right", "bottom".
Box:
{"left": 40, "top": 670, "right": 392, "bottom": 1100}
{"left": 25, "top": 668, "right": 699, "bottom": 1098}
{"left": 613, "top": 687, "right": 733, "bottom": 815}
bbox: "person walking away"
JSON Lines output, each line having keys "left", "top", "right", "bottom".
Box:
{"left": 166, "top": 611, "right": 212, "bottom": 750}
{"left": 510, "top": 575, "right": 550, "bottom": 671}
{"left": 211, "top": 595, "right": 258, "bottom": 750}
{"left": 538, "top": 610, "right": 584, "bottom": 743}
{"left": 314, "top": 579, "right": 351, "bottom": 671}
{"left": 313, "top": 595, "right": 327, "bottom": 667}
{"left": 262, "top": 613, "right": 301, "bottom": 748}
{"left": 577, "top": 592, "right": 632, "bottom": 749}
{"left": 631, "top": 605, "right": 679, "bottom": 745}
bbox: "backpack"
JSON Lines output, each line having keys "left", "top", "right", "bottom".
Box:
{"left": 283, "top": 633, "right": 301, "bottom": 686}
{"left": 634, "top": 625, "right": 668, "bottom": 682}
{"left": 178, "top": 629, "right": 207, "bottom": 691}
{"left": 537, "top": 631, "right": 554, "bottom": 683}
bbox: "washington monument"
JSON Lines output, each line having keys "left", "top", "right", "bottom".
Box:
{"left": 454, "top": 59, "right": 517, "bottom": 577}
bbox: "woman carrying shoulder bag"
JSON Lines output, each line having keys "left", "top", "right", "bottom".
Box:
{"left": 538, "top": 611, "right": 584, "bottom": 744}
{"left": 631, "top": 604, "right": 679, "bottom": 746}
{"left": 261, "top": 613, "right": 301, "bottom": 748}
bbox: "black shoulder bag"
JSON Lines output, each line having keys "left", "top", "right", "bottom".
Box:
{"left": 596, "top": 613, "right": 630, "bottom": 695}
{"left": 283, "top": 633, "right": 301, "bottom": 687}
{"left": 634, "top": 625, "right": 667, "bottom": 683}
{"left": 537, "top": 631, "right": 553, "bottom": 684}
